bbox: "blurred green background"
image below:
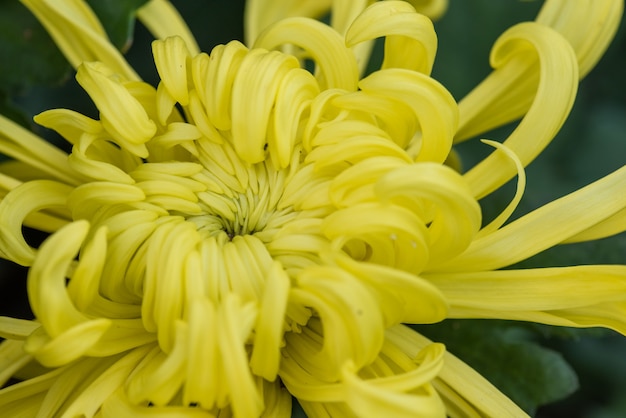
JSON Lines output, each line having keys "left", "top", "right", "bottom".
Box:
{"left": 1, "top": 0, "right": 625, "bottom": 416}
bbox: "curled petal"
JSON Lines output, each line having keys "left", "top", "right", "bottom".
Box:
{"left": 342, "top": 344, "right": 446, "bottom": 418}
{"left": 76, "top": 62, "right": 157, "bottom": 157}
{"left": 27, "top": 221, "right": 95, "bottom": 336}
{"left": 244, "top": 0, "right": 331, "bottom": 46}
{"left": 473, "top": 140, "right": 526, "bottom": 238}
{"left": 322, "top": 202, "right": 430, "bottom": 273}
{"left": 386, "top": 325, "right": 529, "bottom": 418}
{"left": 254, "top": 17, "right": 359, "bottom": 91}
{"left": 268, "top": 68, "right": 320, "bottom": 168}
{"left": 461, "top": 22, "right": 578, "bottom": 198}
{"left": 376, "top": 163, "right": 481, "bottom": 266}
{"left": 34, "top": 109, "right": 102, "bottom": 145}
{"left": 0, "top": 180, "right": 73, "bottom": 266}
{"left": 346, "top": 1, "right": 438, "bottom": 75}
{"left": 204, "top": 41, "right": 249, "bottom": 131}
{"left": 293, "top": 266, "right": 385, "bottom": 375}
{"left": 231, "top": 49, "right": 300, "bottom": 163}
{"left": 359, "top": 69, "right": 457, "bottom": 164}
{"left": 331, "top": 253, "right": 449, "bottom": 325}
{"left": 24, "top": 319, "right": 110, "bottom": 368}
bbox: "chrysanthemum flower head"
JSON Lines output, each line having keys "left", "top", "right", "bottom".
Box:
{"left": 0, "top": 0, "right": 624, "bottom": 417}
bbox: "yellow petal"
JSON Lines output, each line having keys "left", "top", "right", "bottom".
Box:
{"left": 0, "top": 114, "right": 78, "bottom": 185}
{"left": 375, "top": 163, "right": 481, "bottom": 266}
{"left": 230, "top": 49, "right": 300, "bottom": 163}
{"left": 386, "top": 325, "right": 529, "bottom": 418}
{"left": 456, "top": 1, "right": 620, "bottom": 143}
{"left": 244, "top": 0, "right": 331, "bottom": 46}
{"left": 358, "top": 69, "right": 457, "bottom": 164}
{"left": 250, "top": 261, "right": 290, "bottom": 381}
{"left": 460, "top": 22, "right": 578, "bottom": 199}
{"left": 429, "top": 265, "right": 626, "bottom": 312}
{"left": 254, "top": 17, "right": 359, "bottom": 91}
{"left": 20, "top": 0, "right": 139, "bottom": 80}
{"left": 152, "top": 36, "right": 192, "bottom": 106}
{"left": 0, "top": 180, "right": 73, "bottom": 266}
{"left": 346, "top": 1, "right": 438, "bottom": 75}
{"left": 137, "top": 0, "right": 200, "bottom": 55}
{"left": 537, "top": 0, "right": 623, "bottom": 79}
{"left": 76, "top": 62, "right": 156, "bottom": 157}
{"left": 434, "top": 165, "right": 626, "bottom": 272}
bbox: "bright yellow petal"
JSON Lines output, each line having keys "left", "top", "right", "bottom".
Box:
{"left": 358, "top": 69, "right": 458, "bottom": 164}
{"left": 254, "top": 17, "right": 359, "bottom": 91}
{"left": 460, "top": 22, "right": 578, "bottom": 199}
{"left": 346, "top": 1, "right": 438, "bottom": 75}
{"left": 433, "top": 165, "right": 626, "bottom": 272}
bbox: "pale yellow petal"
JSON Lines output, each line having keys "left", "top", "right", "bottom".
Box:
{"left": 137, "top": 0, "right": 200, "bottom": 55}
{"left": 230, "top": 49, "right": 300, "bottom": 163}
{"left": 76, "top": 62, "right": 156, "bottom": 157}
{"left": 537, "top": 0, "right": 623, "bottom": 78}
{"left": 346, "top": 1, "right": 438, "bottom": 75}
{"left": 254, "top": 17, "right": 359, "bottom": 91}
{"left": 244, "top": 0, "right": 331, "bottom": 46}
{"left": 20, "top": 0, "right": 139, "bottom": 80}
{"left": 0, "top": 180, "right": 74, "bottom": 266}
{"left": 152, "top": 37, "right": 192, "bottom": 106}
{"left": 0, "top": 114, "right": 78, "bottom": 185}
{"left": 404, "top": 0, "right": 448, "bottom": 20}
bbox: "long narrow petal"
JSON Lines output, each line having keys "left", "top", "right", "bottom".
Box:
{"left": 20, "top": 0, "right": 139, "bottom": 80}
{"left": 432, "top": 165, "right": 626, "bottom": 272}
{"left": 137, "top": 0, "right": 200, "bottom": 55}
{"left": 0, "top": 115, "right": 78, "bottom": 185}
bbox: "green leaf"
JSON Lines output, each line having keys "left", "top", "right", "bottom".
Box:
{"left": 413, "top": 320, "right": 579, "bottom": 415}
{"left": 0, "top": 0, "right": 70, "bottom": 92}
{"left": 86, "top": 0, "right": 150, "bottom": 52}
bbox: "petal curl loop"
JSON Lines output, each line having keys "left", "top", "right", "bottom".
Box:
{"left": 461, "top": 22, "right": 578, "bottom": 199}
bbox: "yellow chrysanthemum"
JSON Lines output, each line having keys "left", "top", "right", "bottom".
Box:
{"left": 0, "top": 0, "right": 624, "bottom": 417}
